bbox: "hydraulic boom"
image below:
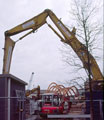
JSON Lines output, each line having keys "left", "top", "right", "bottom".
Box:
{"left": 3, "top": 9, "right": 103, "bottom": 83}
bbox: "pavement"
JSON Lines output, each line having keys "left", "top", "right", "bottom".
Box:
{"left": 26, "top": 115, "right": 41, "bottom": 120}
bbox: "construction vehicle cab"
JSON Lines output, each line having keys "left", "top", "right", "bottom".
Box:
{"left": 42, "top": 93, "right": 61, "bottom": 106}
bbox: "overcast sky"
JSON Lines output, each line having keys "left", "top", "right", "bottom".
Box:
{"left": 0, "top": 0, "right": 103, "bottom": 89}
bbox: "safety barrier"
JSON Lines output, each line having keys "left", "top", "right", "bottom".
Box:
{"left": 0, "top": 97, "right": 103, "bottom": 120}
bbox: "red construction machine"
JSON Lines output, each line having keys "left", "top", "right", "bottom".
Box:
{"left": 37, "top": 93, "right": 71, "bottom": 117}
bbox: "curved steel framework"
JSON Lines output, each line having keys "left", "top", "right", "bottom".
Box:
{"left": 47, "top": 82, "right": 79, "bottom": 97}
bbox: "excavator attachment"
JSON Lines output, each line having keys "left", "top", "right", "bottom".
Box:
{"left": 2, "top": 37, "right": 15, "bottom": 74}
{"left": 3, "top": 9, "right": 103, "bottom": 83}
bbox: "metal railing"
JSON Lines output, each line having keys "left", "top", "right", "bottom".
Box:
{"left": 0, "top": 97, "right": 103, "bottom": 120}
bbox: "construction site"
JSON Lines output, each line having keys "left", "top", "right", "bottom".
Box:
{"left": 0, "top": 9, "right": 103, "bottom": 120}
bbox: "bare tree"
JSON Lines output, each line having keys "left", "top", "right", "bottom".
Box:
{"left": 61, "top": 0, "right": 103, "bottom": 88}
{"left": 60, "top": 1, "right": 103, "bottom": 119}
